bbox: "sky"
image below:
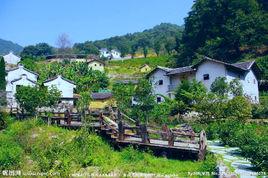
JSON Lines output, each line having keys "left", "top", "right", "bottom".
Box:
{"left": 0, "top": 0, "right": 194, "bottom": 47}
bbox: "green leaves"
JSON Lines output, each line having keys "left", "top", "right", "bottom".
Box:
{"left": 15, "top": 86, "right": 61, "bottom": 115}
{"left": 0, "top": 57, "right": 6, "bottom": 90}
{"left": 179, "top": 0, "right": 268, "bottom": 64}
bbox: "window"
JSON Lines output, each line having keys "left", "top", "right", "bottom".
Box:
{"left": 159, "top": 80, "right": 163, "bottom": 85}
{"left": 99, "top": 64, "right": 102, "bottom": 66}
{"left": 253, "top": 79, "right": 256, "bottom": 84}
{"left": 203, "top": 74, "right": 209, "bottom": 80}
{"left": 95, "top": 64, "right": 97, "bottom": 66}
{"left": 255, "top": 96, "right": 257, "bottom": 101}
{"left": 157, "top": 97, "right": 162, "bottom": 103}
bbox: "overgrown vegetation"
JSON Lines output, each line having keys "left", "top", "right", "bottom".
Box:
{"left": 191, "top": 120, "right": 268, "bottom": 172}
{"left": 0, "top": 119, "right": 216, "bottom": 176}
{"left": 21, "top": 59, "right": 109, "bottom": 93}
{"left": 15, "top": 86, "right": 61, "bottom": 115}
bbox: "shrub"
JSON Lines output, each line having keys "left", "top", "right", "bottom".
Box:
{"left": 225, "top": 96, "right": 252, "bottom": 121}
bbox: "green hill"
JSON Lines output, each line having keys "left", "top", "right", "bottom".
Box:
{"left": 74, "top": 23, "right": 184, "bottom": 57}
{"left": 0, "top": 38, "right": 23, "bottom": 55}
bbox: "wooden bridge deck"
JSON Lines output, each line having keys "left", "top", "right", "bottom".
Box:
{"left": 41, "top": 110, "right": 207, "bottom": 160}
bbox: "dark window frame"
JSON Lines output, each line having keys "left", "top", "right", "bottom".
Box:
{"left": 203, "top": 74, "right": 210, "bottom": 80}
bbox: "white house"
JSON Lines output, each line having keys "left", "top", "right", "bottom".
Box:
{"left": 3, "top": 52, "right": 21, "bottom": 65}
{"left": 5, "top": 65, "right": 38, "bottom": 108}
{"left": 43, "top": 75, "right": 76, "bottom": 105}
{"left": 110, "top": 49, "right": 121, "bottom": 59}
{"left": 148, "top": 57, "right": 260, "bottom": 103}
{"left": 87, "top": 59, "right": 105, "bottom": 72}
{"left": 99, "top": 48, "right": 121, "bottom": 60}
{"left": 99, "top": 48, "right": 111, "bottom": 58}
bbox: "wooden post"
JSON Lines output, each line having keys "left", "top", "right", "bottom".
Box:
{"left": 117, "top": 109, "right": 122, "bottom": 121}
{"left": 161, "top": 124, "right": 169, "bottom": 140}
{"left": 140, "top": 124, "right": 150, "bottom": 143}
{"left": 99, "top": 113, "right": 104, "bottom": 129}
{"left": 118, "top": 120, "right": 124, "bottom": 141}
{"left": 168, "top": 131, "right": 175, "bottom": 146}
{"left": 135, "top": 120, "right": 140, "bottom": 135}
{"left": 198, "top": 130, "right": 207, "bottom": 161}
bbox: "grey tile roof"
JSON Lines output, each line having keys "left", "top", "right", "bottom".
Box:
{"left": 7, "top": 65, "right": 39, "bottom": 76}
{"left": 44, "top": 75, "right": 76, "bottom": 85}
{"left": 11, "top": 76, "right": 37, "bottom": 84}
{"left": 91, "top": 92, "right": 113, "bottom": 100}
{"left": 167, "top": 66, "right": 195, "bottom": 75}
{"left": 232, "top": 61, "right": 255, "bottom": 70}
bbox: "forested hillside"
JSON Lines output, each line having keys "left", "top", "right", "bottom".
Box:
{"left": 175, "top": 0, "right": 268, "bottom": 66}
{"left": 74, "top": 23, "right": 183, "bottom": 57}
{"left": 0, "top": 38, "right": 23, "bottom": 55}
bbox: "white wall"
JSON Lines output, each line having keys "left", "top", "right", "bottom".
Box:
{"left": 88, "top": 61, "right": 104, "bottom": 72}
{"left": 149, "top": 69, "right": 170, "bottom": 101}
{"left": 111, "top": 50, "right": 121, "bottom": 59}
{"left": 44, "top": 76, "right": 75, "bottom": 98}
{"left": 6, "top": 66, "right": 38, "bottom": 84}
{"left": 241, "top": 70, "right": 259, "bottom": 103}
{"left": 3, "top": 52, "right": 21, "bottom": 65}
{"left": 5, "top": 66, "right": 38, "bottom": 108}
{"left": 195, "top": 61, "right": 226, "bottom": 91}
{"left": 7, "top": 75, "right": 36, "bottom": 108}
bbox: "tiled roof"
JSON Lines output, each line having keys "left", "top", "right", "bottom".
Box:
{"left": 87, "top": 58, "right": 105, "bottom": 65}
{"left": 232, "top": 61, "right": 255, "bottom": 70}
{"left": 91, "top": 92, "right": 113, "bottom": 100}
{"left": 167, "top": 66, "right": 195, "bottom": 75}
{"left": 11, "top": 76, "right": 37, "bottom": 84}
{"left": 6, "top": 65, "right": 39, "bottom": 76}
{"left": 44, "top": 75, "right": 76, "bottom": 85}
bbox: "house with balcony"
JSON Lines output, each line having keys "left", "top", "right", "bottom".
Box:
{"left": 147, "top": 56, "right": 260, "bottom": 103}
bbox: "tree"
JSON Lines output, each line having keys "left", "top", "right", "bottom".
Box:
{"left": 132, "top": 79, "right": 155, "bottom": 124}
{"left": 77, "top": 91, "right": 91, "bottom": 121}
{"left": 112, "top": 83, "right": 135, "bottom": 114}
{"left": 0, "top": 57, "right": 6, "bottom": 90}
{"left": 56, "top": 33, "right": 72, "bottom": 54}
{"left": 164, "top": 37, "right": 176, "bottom": 55}
{"left": 175, "top": 80, "right": 207, "bottom": 108}
{"left": 73, "top": 41, "right": 99, "bottom": 55}
{"left": 21, "top": 43, "right": 54, "bottom": 58}
{"left": 178, "top": 0, "right": 268, "bottom": 64}
{"left": 210, "top": 77, "right": 229, "bottom": 96}
{"left": 229, "top": 78, "right": 243, "bottom": 97}
{"left": 130, "top": 43, "right": 138, "bottom": 59}
{"left": 137, "top": 37, "right": 150, "bottom": 58}
{"left": 225, "top": 96, "right": 252, "bottom": 121}
{"left": 153, "top": 40, "right": 162, "bottom": 56}
{"left": 15, "top": 86, "right": 61, "bottom": 115}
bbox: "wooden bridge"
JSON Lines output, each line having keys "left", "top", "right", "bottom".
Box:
{"left": 40, "top": 109, "right": 207, "bottom": 161}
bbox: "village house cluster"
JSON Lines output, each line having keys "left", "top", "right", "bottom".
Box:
{"left": 99, "top": 48, "right": 122, "bottom": 59}
{"left": 2, "top": 51, "right": 260, "bottom": 111}
{"left": 3, "top": 52, "right": 107, "bottom": 110}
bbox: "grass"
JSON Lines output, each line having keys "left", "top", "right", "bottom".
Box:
{"left": 106, "top": 55, "right": 172, "bottom": 78}
{"left": 0, "top": 118, "right": 217, "bottom": 177}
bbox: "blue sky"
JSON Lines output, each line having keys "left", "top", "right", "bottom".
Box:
{"left": 0, "top": 0, "right": 194, "bottom": 47}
